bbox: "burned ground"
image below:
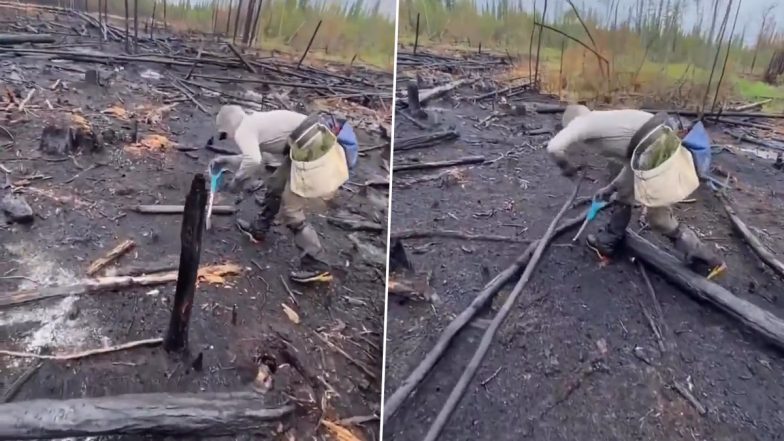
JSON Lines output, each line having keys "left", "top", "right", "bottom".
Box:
{"left": 385, "top": 49, "right": 784, "bottom": 441}
{"left": 0, "top": 4, "right": 390, "bottom": 440}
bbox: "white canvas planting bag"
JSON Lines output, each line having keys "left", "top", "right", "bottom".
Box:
{"left": 631, "top": 125, "right": 699, "bottom": 208}
{"left": 289, "top": 122, "right": 349, "bottom": 198}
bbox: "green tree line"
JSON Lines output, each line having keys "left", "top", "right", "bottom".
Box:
{"left": 399, "top": 0, "right": 784, "bottom": 104}
{"left": 82, "top": 0, "right": 396, "bottom": 67}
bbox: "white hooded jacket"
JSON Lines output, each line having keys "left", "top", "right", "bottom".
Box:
{"left": 213, "top": 105, "right": 307, "bottom": 187}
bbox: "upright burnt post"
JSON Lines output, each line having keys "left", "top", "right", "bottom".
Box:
{"left": 133, "top": 0, "right": 139, "bottom": 53}
{"left": 413, "top": 12, "right": 420, "bottom": 55}
{"left": 150, "top": 0, "right": 157, "bottom": 39}
{"left": 124, "top": 0, "right": 130, "bottom": 52}
{"left": 164, "top": 174, "right": 208, "bottom": 352}
{"left": 232, "top": 0, "right": 243, "bottom": 43}
{"left": 407, "top": 81, "right": 427, "bottom": 119}
{"left": 297, "top": 19, "right": 322, "bottom": 69}
{"left": 250, "top": 0, "right": 263, "bottom": 46}
{"left": 225, "top": 0, "right": 233, "bottom": 33}
{"left": 241, "top": 0, "right": 256, "bottom": 45}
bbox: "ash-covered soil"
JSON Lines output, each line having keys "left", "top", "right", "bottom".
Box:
{"left": 0, "top": 5, "right": 391, "bottom": 440}
{"left": 384, "top": 50, "right": 784, "bottom": 441}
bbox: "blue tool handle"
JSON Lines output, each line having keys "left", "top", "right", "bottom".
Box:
{"left": 586, "top": 199, "right": 608, "bottom": 222}
{"left": 209, "top": 168, "right": 225, "bottom": 192}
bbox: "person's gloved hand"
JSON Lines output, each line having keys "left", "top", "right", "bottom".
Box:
{"left": 208, "top": 156, "right": 231, "bottom": 175}
{"left": 593, "top": 184, "right": 616, "bottom": 202}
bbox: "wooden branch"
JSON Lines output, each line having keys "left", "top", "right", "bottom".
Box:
{"left": 625, "top": 230, "right": 784, "bottom": 350}
{"left": 109, "top": 258, "right": 178, "bottom": 276}
{"left": 423, "top": 179, "right": 582, "bottom": 441}
{"left": 388, "top": 274, "right": 437, "bottom": 303}
{"left": 314, "top": 332, "right": 377, "bottom": 381}
{"left": 397, "top": 110, "right": 430, "bottom": 130}
{"left": 391, "top": 229, "right": 527, "bottom": 243}
{"left": 398, "top": 79, "right": 472, "bottom": 107}
{"left": 516, "top": 105, "right": 784, "bottom": 119}
{"left": 165, "top": 174, "right": 207, "bottom": 352}
{"left": 394, "top": 156, "right": 485, "bottom": 172}
{"left": 719, "top": 194, "right": 784, "bottom": 279}
{"left": 132, "top": 204, "right": 236, "bottom": 215}
{"left": 297, "top": 19, "right": 322, "bottom": 69}
{"left": 672, "top": 381, "right": 708, "bottom": 415}
{"left": 383, "top": 201, "right": 611, "bottom": 423}
{"left": 0, "top": 338, "right": 162, "bottom": 360}
{"left": 393, "top": 131, "right": 459, "bottom": 152}
{"left": 325, "top": 216, "right": 384, "bottom": 233}
{"left": 0, "top": 47, "right": 205, "bottom": 67}
{"left": 534, "top": 21, "right": 608, "bottom": 65}
{"left": 0, "top": 264, "right": 239, "bottom": 308}
{"left": 86, "top": 239, "right": 135, "bottom": 276}
{"left": 0, "top": 392, "right": 296, "bottom": 439}
{"left": 565, "top": 0, "right": 598, "bottom": 50}
{"left": 227, "top": 43, "right": 256, "bottom": 73}
{"left": 0, "top": 34, "right": 55, "bottom": 45}
{"left": 731, "top": 99, "right": 772, "bottom": 112}
{"left": 1, "top": 362, "right": 42, "bottom": 403}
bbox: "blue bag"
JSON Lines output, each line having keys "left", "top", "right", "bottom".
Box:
{"left": 682, "top": 121, "right": 711, "bottom": 177}
{"left": 337, "top": 122, "right": 359, "bottom": 169}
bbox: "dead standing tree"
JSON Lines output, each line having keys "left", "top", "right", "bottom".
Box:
{"left": 133, "top": 0, "right": 138, "bottom": 53}
{"left": 241, "top": 0, "right": 256, "bottom": 45}
{"left": 533, "top": 0, "right": 548, "bottom": 88}
{"left": 232, "top": 0, "right": 243, "bottom": 43}
{"left": 150, "top": 0, "right": 157, "bottom": 39}
{"left": 297, "top": 19, "right": 322, "bottom": 69}
{"left": 250, "top": 0, "right": 263, "bottom": 46}
{"left": 164, "top": 174, "right": 208, "bottom": 352}
{"left": 226, "top": 0, "right": 233, "bottom": 33}
{"left": 764, "top": 49, "right": 784, "bottom": 84}
{"left": 124, "top": 0, "right": 129, "bottom": 52}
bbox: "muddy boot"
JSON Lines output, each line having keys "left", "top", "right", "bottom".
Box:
{"left": 289, "top": 222, "right": 333, "bottom": 283}
{"left": 669, "top": 226, "right": 727, "bottom": 279}
{"left": 586, "top": 203, "right": 632, "bottom": 259}
{"left": 237, "top": 190, "right": 284, "bottom": 242}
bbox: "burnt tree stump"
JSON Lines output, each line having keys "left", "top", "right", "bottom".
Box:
{"left": 407, "top": 81, "right": 428, "bottom": 120}
{"left": 39, "top": 115, "right": 102, "bottom": 157}
{"left": 164, "top": 174, "right": 208, "bottom": 352}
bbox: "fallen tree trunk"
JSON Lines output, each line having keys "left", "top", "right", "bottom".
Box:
{"left": 394, "top": 156, "right": 485, "bottom": 172}
{"left": 532, "top": 105, "right": 784, "bottom": 119}
{"left": 397, "top": 79, "right": 472, "bottom": 107}
{"left": 718, "top": 194, "right": 784, "bottom": 279}
{"left": 0, "top": 392, "right": 296, "bottom": 439}
{"left": 0, "top": 34, "right": 56, "bottom": 45}
{"left": 391, "top": 229, "right": 527, "bottom": 243}
{"left": 132, "top": 204, "right": 236, "bottom": 215}
{"left": 393, "top": 131, "right": 459, "bottom": 152}
{"left": 731, "top": 99, "right": 772, "bottom": 112}
{"left": 625, "top": 231, "right": 784, "bottom": 350}
{"left": 0, "top": 264, "right": 240, "bottom": 308}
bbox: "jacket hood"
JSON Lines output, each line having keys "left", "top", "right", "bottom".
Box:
{"left": 216, "top": 105, "right": 246, "bottom": 138}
